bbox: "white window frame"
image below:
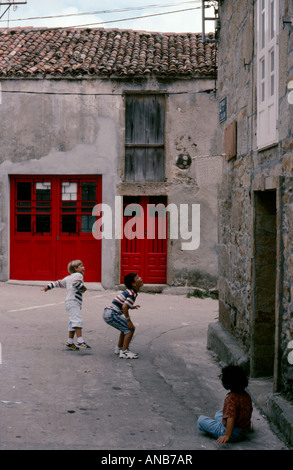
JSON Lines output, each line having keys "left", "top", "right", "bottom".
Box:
{"left": 256, "top": 0, "right": 279, "bottom": 149}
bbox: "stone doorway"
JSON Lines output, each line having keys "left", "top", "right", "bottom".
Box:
{"left": 251, "top": 190, "right": 277, "bottom": 378}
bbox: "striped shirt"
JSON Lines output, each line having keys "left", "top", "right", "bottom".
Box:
{"left": 47, "top": 273, "right": 84, "bottom": 306}
{"left": 108, "top": 288, "right": 137, "bottom": 315}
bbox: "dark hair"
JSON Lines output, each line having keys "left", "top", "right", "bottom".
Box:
{"left": 124, "top": 272, "right": 137, "bottom": 290}
{"left": 220, "top": 365, "right": 248, "bottom": 392}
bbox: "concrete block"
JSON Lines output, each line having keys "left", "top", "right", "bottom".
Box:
{"left": 267, "top": 393, "right": 293, "bottom": 446}
{"left": 207, "top": 321, "right": 249, "bottom": 373}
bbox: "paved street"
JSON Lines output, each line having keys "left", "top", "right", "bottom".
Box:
{"left": 0, "top": 282, "right": 288, "bottom": 453}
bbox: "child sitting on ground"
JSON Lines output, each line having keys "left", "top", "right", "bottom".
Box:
{"left": 197, "top": 364, "right": 253, "bottom": 443}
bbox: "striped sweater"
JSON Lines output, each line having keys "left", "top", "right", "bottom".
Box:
{"left": 108, "top": 288, "right": 137, "bottom": 315}
{"left": 47, "top": 272, "right": 84, "bottom": 306}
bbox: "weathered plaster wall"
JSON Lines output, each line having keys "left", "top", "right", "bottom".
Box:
{"left": 0, "top": 79, "right": 121, "bottom": 287}
{"left": 0, "top": 76, "right": 220, "bottom": 288}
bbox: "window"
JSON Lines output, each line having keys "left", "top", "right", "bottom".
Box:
{"left": 14, "top": 177, "right": 99, "bottom": 235}
{"left": 60, "top": 180, "right": 97, "bottom": 234}
{"left": 257, "top": 0, "right": 279, "bottom": 149}
{"left": 36, "top": 182, "right": 51, "bottom": 233}
{"left": 15, "top": 180, "right": 52, "bottom": 233}
{"left": 125, "top": 94, "right": 165, "bottom": 182}
{"left": 81, "top": 182, "right": 97, "bottom": 233}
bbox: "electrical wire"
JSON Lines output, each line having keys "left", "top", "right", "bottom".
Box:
{"left": 60, "top": 6, "right": 203, "bottom": 29}
{"left": 0, "top": 1, "right": 202, "bottom": 23}
{"left": 0, "top": 1, "right": 217, "bottom": 33}
{"left": 0, "top": 89, "right": 216, "bottom": 97}
{"left": 0, "top": 6, "right": 206, "bottom": 30}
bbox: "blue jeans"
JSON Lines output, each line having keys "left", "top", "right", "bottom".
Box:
{"left": 102, "top": 308, "right": 131, "bottom": 334}
{"left": 197, "top": 410, "right": 249, "bottom": 442}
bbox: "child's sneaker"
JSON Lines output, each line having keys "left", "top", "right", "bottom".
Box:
{"left": 65, "top": 342, "right": 79, "bottom": 351}
{"left": 119, "top": 349, "right": 138, "bottom": 359}
{"left": 114, "top": 346, "right": 121, "bottom": 355}
{"left": 77, "top": 342, "right": 91, "bottom": 349}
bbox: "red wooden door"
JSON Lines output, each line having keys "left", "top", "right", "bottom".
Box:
{"left": 121, "top": 196, "right": 167, "bottom": 283}
{"left": 10, "top": 176, "right": 102, "bottom": 281}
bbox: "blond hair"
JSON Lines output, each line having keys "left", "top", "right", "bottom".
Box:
{"left": 68, "top": 259, "right": 83, "bottom": 274}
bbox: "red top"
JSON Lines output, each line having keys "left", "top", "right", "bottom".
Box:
{"left": 222, "top": 391, "right": 253, "bottom": 429}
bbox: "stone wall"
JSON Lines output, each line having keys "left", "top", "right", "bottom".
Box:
{"left": 217, "top": 0, "right": 255, "bottom": 351}
{"left": 216, "top": 0, "right": 293, "bottom": 391}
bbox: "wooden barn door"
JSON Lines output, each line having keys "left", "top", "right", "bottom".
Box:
{"left": 121, "top": 196, "right": 167, "bottom": 284}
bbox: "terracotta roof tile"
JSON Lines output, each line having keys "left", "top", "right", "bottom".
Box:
{"left": 0, "top": 27, "right": 217, "bottom": 78}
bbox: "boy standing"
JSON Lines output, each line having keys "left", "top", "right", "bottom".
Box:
{"left": 42, "top": 260, "right": 91, "bottom": 350}
{"left": 103, "top": 272, "right": 143, "bottom": 359}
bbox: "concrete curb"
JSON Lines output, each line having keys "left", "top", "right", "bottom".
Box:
{"left": 207, "top": 321, "right": 249, "bottom": 372}
{"left": 267, "top": 394, "right": 293, "bottom": 447}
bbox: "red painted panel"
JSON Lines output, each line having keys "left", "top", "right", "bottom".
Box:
{"left": 10, "top": 176, "right": 102, "bottom": 282}
{"left": 120, "top": 196, "right": 167, "bottom": 284}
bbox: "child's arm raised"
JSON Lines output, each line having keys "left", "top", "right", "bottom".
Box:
{"left": 42, "top": 279, "right": 66, "bottom": 292}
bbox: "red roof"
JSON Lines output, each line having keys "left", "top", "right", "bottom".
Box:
{"left": 0, "top": 27, "right": 217, "bottom": 78}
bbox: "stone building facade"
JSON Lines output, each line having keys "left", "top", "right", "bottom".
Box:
{"left": 209, "top": 0, "right": 293, "bottom": 400}
{"left": 0, "top": 27, "right": 220, "bottom": 289}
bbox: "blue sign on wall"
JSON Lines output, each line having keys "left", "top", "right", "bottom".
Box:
{"left": 219, "top": 97, "right": 227, "bottom": 123}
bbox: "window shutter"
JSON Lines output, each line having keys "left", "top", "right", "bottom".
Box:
{"left": 257, "top": 0, "right": 279, "bottom": 149}
{"left": 125, "top": 94, "right": 165, "bottom": 182}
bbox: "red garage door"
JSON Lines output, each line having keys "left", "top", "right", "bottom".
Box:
{"left": 121, "top": 196, "right": 167, "bottom": 284}
{"left": 10, "top": 175, "right": 102, "bottom": 281}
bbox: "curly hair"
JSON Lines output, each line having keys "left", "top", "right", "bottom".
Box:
{"left": 124, "top": 272, "right": 138, "bottom": 290}
{"left": 220, "top": 365, "right": 248, "bottom": 392}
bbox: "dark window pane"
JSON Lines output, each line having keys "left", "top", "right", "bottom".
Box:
{"left": 148, "top": 196, "right": 167, "bottom": 205}
{"left": 36, "top": 203, "right": 50, "bottom": 213}
{"left": 82, "top": 203, "right": 95, "bottom": 211}
{"left": 36, "top": 215, "right": 50, "bottom": 233}
{"left": 82, "top": 182, "right": 96, "bottom": 201}
{"left": 36, "top": 182, "right": 51, "bottom": 201}
{"left": 17, "top": 202, "right": 31, "bottom": 212}
{"left": 17, "top": 214, "right": 31, "bottom": 232}
{"left": 62, "top": 215, "right": 76, "bottom": 233}
{"left": 81, "top": 215, "right": 96, "bottom": 233}
{"left": 123, "top": 196, "right": 141, "bottom": 205}
{"left": 17, "top": 182, "right": 31, "bottom": 201}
